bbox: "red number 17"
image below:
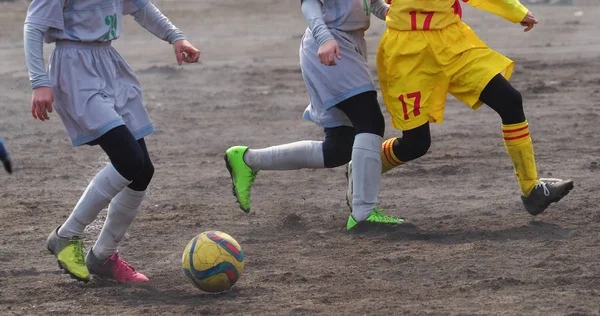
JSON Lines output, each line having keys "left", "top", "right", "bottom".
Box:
{"left": 409, "top": 11, "right": 435, "bottom": 30}
{"left": 398, "top": 92, "right": 422, "bottom": 120}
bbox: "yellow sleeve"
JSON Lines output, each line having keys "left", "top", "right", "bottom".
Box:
{"left": 465, "top": 0, "right": 529, "bottom": 23}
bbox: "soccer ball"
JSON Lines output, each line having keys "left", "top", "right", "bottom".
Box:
{"left": 181, "top": 231, "right": 245, "bottom": 293}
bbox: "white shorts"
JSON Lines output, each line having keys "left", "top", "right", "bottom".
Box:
{"left": 300, "top": 28, "right": 376, "bottom": 128}
{"left": 49, "top": 40, "right": 154, "bottom": 146}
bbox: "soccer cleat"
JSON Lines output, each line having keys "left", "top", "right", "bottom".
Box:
{"left": 345, "top": 162, "right": 353, "bottom": 212}
{"left": 346, "top": 208, "right": 405, "bottom": 231}
{"left": 86, "top": 250, "right": 149, "bottom": 283}
{"left": 224, "top": 146, "right": 257, "bottom": 213}
{"left": 521, "top": 178, "right": 574, "bottom": 216}
{"left": 0, "top": 139, "right": 12, "bottom": 174}
{"left": 46, "top": 227, "right": 90, "bottom": 282}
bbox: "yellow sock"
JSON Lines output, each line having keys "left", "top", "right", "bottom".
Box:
{"left": 381, "top": 138, "right": 404, "bottom": 173}
{"left": 502, "top": 121, "right": 539, "bottom": 197}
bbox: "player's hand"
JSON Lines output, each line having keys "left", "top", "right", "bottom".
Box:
{"left": 520, "top": 11, "right": 538, "bottom": 32}
{"left": 173, "top": 39, "right": 200, "bottom": 65}
{"left": 318, "top": 40, "right": 341, "bottom": 66}
{"left": 31, "top": 86, "right": 54, "bottom": 121}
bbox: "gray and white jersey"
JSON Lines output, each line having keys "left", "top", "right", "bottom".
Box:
{"left": 24, "top": 1, "right": 184, "bottom": 89}
{"left": 302, "top": 0, "right": 387, "bottom": 46}
{"left": 320, "top": 0, "right": 372, "bottom": 32}
{"left": 25, "top": 0, "right": 149, "bottom": 43}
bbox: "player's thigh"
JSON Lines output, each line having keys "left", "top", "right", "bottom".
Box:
{"left": 52, "top": 81, "right": 123, "bottom": 146}
{"left": 377, "top": 30, "right": 447, "bottom": 131}
{"left": 115, "top": 95, "right": 154, "bottom": 140}
{"left": 301, "top": 70, "right": 353, "bottom": 128}
{"left": 50, "top": 47, "right": 125, "bottom": 146}
{"left": 448, "top": 48, "right": 514, "bottom": 110}
{"left": 300, "top": 30, "right": 373, "bottom": 128}
{"left": 301, "top": 30, "right": 375, "bottom": 108}
{"left": 113, "top": 61, "right": 155, "bottom": 140}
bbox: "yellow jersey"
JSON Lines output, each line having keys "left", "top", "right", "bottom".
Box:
{"left": 385, "top": 0, "right": 529, "bottom": 31}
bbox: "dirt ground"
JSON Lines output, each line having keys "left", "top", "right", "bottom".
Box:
{"left": 0, "top": 0, "right": 599, "bottom": 315}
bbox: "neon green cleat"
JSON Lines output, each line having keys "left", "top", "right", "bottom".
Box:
{"left": 346, "top": 208, "right": 405, "bottom": 231}
{"left": 224, "top": 146, "right": 257, "bottom": 213}
{"left": 46, "top": 227, "right": 90, "bottom": 282}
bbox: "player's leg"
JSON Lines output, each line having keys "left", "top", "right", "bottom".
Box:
{"left": 346, "top": 122, "right": 431, "bottom": 209}
{"left": 381, "top": 122, "right": 432, "bottom": 173}
{"left": 376, "top": 28, "right": 446, "bottom": 175}
{"left": 56, "top": 126, "right": 143, "bottom": 239}
{"left": 47, "top": 125, "right": 143, "bottom": 282}
{"left": 347, "top": 27, "right": 441, "bottom": 207}
{"left": 225, "top": 126, "right": 355, "bottom": 213}
{"left": 480, "top": 75, "right": 573, "bottom": 215}
{"left": 235, "top": 126, "right": 354, "bottom": 170}
{"left": 86, "top": 137, "right": 153, "bottom": 283}
{"left": 80, "top": 46, "right": 156, "bottom": 282}
{"left": 225, "top": 28, "right": 361, "bottom": 213}
{"left": 336, "top": 91, "right": 404, "bottom": 230}
{"left": 444, "top": 21, "right": 573, "bottom": 215}
{"left": 0, "top": 138, "right": 12, "bottom": 174}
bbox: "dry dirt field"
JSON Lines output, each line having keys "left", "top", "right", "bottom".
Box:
{"left": 0, "top": 0, "right": 599, "bottom": 315}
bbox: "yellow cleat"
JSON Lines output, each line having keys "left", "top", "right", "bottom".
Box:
{"left": 46, "top": 227, "right": 90, "bottom": 282}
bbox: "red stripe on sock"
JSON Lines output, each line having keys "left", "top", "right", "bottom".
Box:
{"left": 504, "top": 133, "right": 530, "bottom": 141}
{"left": 388, "top": 143, "right": 402, "bottom": 165}
{"left": 383, "top": 142, "right": 394, "bottom": 166}
{"left": 502, "top": 125, "right": 528, "bottom": 134}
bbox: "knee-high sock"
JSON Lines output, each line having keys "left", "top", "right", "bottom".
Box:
{"left": 381, "top": 138, "right": 404, "bottom": 173}
{"left": 92, "top": 187, "right": 146, "bottom": 260}
{"left": 352, "top": 133, "right": 383, "bottom": 222}
{"left": 58, "top": 164, "right": 131, "bottom": 238}
{"left": 502, "top": 121, "right": 539, "bottom": 197}
{"left": 243, "top": 141, "right": 324, "bottom": 172}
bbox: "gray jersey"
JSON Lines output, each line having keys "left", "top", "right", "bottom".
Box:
{"left": 320, "top": 0, "right": 372, "bottom": 32}
{"left": 25, "top": 0, "right": 149, "bottom": 43}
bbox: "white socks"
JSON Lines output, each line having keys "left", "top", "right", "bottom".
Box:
{"left": 243, "top": 140, "right": 325, "bottom": 172}
{"left": 57, "top": 164, "right": 147, "bottom": 260}
{"left": 92, "top": 187, "right": 146, "bottom": 260}
{"left": 241, "top": 135, "right": 383, "bottom": 222}
{"left": 351, "top": 133, "right": 383, "bottom": 222}
{"left": 58, "top": 164, "right": 131, "bottom": 238}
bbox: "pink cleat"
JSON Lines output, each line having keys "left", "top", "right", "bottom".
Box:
{"left": 86, "top": 250, "right": 149, "bottom": 283}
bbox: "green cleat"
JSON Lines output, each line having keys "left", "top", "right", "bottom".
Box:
{"left": 46, "top": 227, "right": 90, "bottom": 282}
{"left": 224, "top": 146, "right": 257, "bottom": 213}
{"left": 347, "top": 208, "right": 405, "bottom": 231}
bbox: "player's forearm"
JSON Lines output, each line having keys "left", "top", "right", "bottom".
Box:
{"left": 467, "top": 0, "right": 529, "bottom": 23}
{"left": 370, "top": 0, "right": 389, "bottom": 21}
{"left": 301, "top": 0, "right": 334, "bottom": 47}
{"left": 23, "top": 23, "right": 50, "bottom": 90}
{"left": 133, "top": 3, "right": 186, "bottom": 45}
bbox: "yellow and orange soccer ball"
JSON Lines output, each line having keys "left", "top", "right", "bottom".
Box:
{"left": 182, "top": 231, "right": 245, "bottom": 293}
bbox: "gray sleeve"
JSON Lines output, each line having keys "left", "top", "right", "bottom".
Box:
{"left": 25, "top": 0, "right": 65, "bottom": 30}
{"left": 370, "top": 0, "right": 389, "bottom": 21}
{"left": 123, "top": 0, "right": 150, "bottom": 15}
{"left": 24, "top": 23, "right": 51, "bottom": 89}
{"left": 301, "top": 0, "right": 334, "bottom": 47}
{"left": 132, "top": 2, "right": 186, "bottom": 44}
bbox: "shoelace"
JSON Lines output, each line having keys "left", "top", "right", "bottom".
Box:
{"left": 372, "top": 209, "right": 398, "bottom": 223}
{"left": 113, "top": 254, "right": 137, "bottom": 275}
{"left": 535, "top": 182, "right": 550, "bottom": 196}
{"left": 71, "top": 239, "right": 85, "bottom": 265}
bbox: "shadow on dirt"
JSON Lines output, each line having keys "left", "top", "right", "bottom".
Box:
{"left": 372, "top": 220, "right": 571, "bottom": 244}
